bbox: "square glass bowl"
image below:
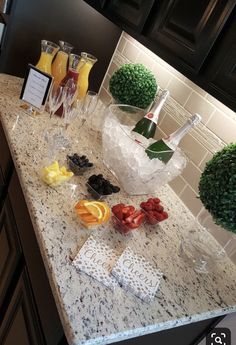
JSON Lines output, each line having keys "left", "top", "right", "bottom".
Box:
{"left": 67, "top": 156, "right": 94, "bottom": 175}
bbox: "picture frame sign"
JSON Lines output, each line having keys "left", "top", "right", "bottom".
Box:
{"left": 20, "top": 64, "right": 53, "bottom": 111}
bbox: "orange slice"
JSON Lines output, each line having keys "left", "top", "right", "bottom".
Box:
{"left": 84, "top": 202, "right": 103, "bottom": 221}
{"left": 91, "top": 201, "right": 111, "bottom": 222}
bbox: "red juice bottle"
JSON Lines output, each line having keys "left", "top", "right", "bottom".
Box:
{"left": 55, "top": 68, "right": 78, "bottom": 116}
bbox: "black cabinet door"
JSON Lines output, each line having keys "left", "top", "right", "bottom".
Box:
{"left": 203, "top": 8, "right": 236, "bottom": 110}
{"left": 145, "top": 0, "right": 236, "bottom": 74}
{"left": 0, "top": 196, "right": 21, "bottom": 313}
{"left": 8, "top": 170, "right": 64, "bottom": 345}
{"left": 0, "top": 268, "right": 45, "bottom": 345}
{"left": 0, "top": 121, "right": 12, "bottom": 184}
{"left": 105, "top": 0, "right": 155, "bottom": 32}
{"left": 0, "top": 121, "right": 13, "bottom": 204}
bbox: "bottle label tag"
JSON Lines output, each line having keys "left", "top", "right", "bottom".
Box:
{"left": 144, "top": 112, "right": 158, "bottom": 124}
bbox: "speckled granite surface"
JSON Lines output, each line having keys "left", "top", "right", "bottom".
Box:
{"left": 0, "top": 74, "right": 236, "bottom": 345}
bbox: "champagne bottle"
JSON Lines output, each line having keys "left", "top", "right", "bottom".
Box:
{"left": 132, "top": 89, "right": 169, "bottom": 141}
{"left": 146, "top": 113, "right": 202, "bottom": 163}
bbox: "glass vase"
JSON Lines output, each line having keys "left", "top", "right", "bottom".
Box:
{"left": 77, "top": 52, "right": 97, "bottom": 100}
{"left": 179, "top": 209, "right": 236, "bottom": 274}
{"left": 36, "top": 40, "right": 59, "bottom": 75}
{"left": 51, "top": 41, "right": 74, "bottom": 85}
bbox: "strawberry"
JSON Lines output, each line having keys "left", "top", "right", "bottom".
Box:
{"left": 162, "top": 211, "right": 168, "bottom": 219}
{"left": 154, "top": 212, "right": 165, "bottom": 222}
{"left": 153, "top": 197, "right": 161, "bottom": 204}
{"left": 154, "top": 204, "right": 164, "bottom": 212}
{"left": 122, "top": 206, "right": 135, "bottom": 217}
{"left": 112, "top": 204, "right": 125, "bottom": 214}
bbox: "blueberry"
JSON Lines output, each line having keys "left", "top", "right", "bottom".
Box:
{"left": 112, "top": 186, "right": 120, "bottom": 193}
{"left": 81, "top": 155, "right": 86, "bottom": 160}
{"left": 87, "top": 163, "right": 93, "bottom": 167}
{"left": 97, "top": 174, "right": 103, "bottom": 179}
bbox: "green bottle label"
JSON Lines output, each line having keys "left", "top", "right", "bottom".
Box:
{"left": 146, "top": 139, "right": 174, "bottom": 163}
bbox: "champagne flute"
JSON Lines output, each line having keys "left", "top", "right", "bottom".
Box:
{"left": 81, "top": 91, "right": 98, "bottom": 128}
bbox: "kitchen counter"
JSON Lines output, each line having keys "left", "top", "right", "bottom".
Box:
{"left": 0, "top": 73, "right": 236, "bottom": 345}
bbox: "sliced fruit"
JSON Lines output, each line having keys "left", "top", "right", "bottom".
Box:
{"left": 84, "top": 202, "right": 103, "bottom": 220}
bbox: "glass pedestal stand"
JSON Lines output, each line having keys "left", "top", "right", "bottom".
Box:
{"left": 179, "top": 209, "right": 236, "bottom": 274}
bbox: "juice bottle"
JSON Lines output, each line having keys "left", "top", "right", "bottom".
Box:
{"left": 77, "top": 52, "right": 97, "bottom": 99}
{"left": 55, "top": 54, "right": 82, "bottom": 116}
{"left": 51, "top": 41, "right": 74, "bottom": 85}
{"left": 36, "top": 40, "right": 59, "bottom": 75}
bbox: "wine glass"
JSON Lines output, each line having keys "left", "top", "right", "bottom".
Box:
{"left": 80, "top": 91, "right": 98, "bottom": 127}
{"left": 42, "top": 84, "right": 66, "bottom": 145}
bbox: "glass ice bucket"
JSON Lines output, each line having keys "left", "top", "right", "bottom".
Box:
{"left": 102, "top": 104, "right": 188, "bottom": 195}
{"left": 179, "top": 209, "right": 236, "bottom": 273}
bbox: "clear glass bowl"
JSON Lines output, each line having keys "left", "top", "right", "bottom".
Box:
{"left": 102, "top": 104, "right": 187, "bottom": 195}
{"left": 111, "top": 214, "right": 144, "bottom": 235}
{"left": 67, "top": 156, "right": 93, "bottom": 175}
{"left": 179, "top": 209, "right": 236, "bottom": 274}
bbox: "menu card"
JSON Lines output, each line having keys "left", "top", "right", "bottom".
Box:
{"left": 112, "top": 247, "right": 163, "bottom": 302}
{"left": 72, "top": 235, "right": 119, "bottom": 290}
{"left": 20, "top": 64, "right": 53, "bottom": 110}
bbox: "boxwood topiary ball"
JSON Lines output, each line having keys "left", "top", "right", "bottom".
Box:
{"left": 199, "top": 143, "right": 236, "bottom": 233}
{"left": 109, "top": 63, "right": 158, "bottom": 109}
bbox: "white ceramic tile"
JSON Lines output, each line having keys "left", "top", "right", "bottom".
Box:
{"left": 179, "top": 133, "right": 208, "bottom": 166}
{"left": 167, "top": 77, "right": 192, "bottom": 106}
{"left": 135, "top": 51, "right": 155, "bottom": 70}
{"left": 123, "top": 41, "right": 139, "bottom": 62}
{"left": 185, "top": 92, "right": 215, "bottom": 124}
{"left": 184, "top": 78, "right": 207, "bottom": 97}
{"left": 206, "top": 109, "right": 236, "bottom": 144}
{"left": 168, "top": 176, "right": 186, "bottom": 195}
{"left": 180, "top": 185, "right": 203, "bottom": 216}
{"left": 181, "top": 161, "right": 202, "bottom": 193}
{"left": 153, "top": 64, "right": 173, "bottom": 89}
{"left": 198, "top": 152, "right": 213, "bottom": 172}
{"left": 206, "top": 93, "right": 236, "bottom": 119}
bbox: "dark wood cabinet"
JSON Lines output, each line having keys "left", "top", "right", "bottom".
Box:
{"left": 0, "top": 268, "right": 45, "bottom": 345}
{"left": 84, "top": 0, "right": 236, "bottom": 111}
{"left": 105, "top": 0, "right": 155, "bottom": 32}
{"left": 0, "top": 123, "right": 64, "bottom": 345}
{"left": 145, "top": 0, "right": 235, "bottom": 74}
{"left": 0, "top": 196, "right": 22, "bottom": 313}
{"left": 203, "top": 8, "right": 236, "bottom": 110}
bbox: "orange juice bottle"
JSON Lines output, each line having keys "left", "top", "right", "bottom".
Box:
{"left": 77, "top": 52, "right": 97, "bottom": 99}
{"left": 51, "top": 41, "right": 74, "bottom": 85}
{"left": 36, "top": 40, "right": 59, "bottom": 75}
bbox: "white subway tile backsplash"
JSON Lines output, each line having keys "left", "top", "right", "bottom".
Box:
{"left": 116, "top": 37, "right": 127, "bottom": 53}
{"left": 179, "top": 134, "right": 208, "bottom": 167}
{"left": 108, "top": 62, "right": 119, "bottom": 76}
{"left": 185, "top": 92, "right": 215, "bottom": 124}
{"left": 123, "top": 41, "right": 139, "bottom": 61}
{"left": 180, "top": 185, "right": 203, "bottom": 216}
{"left": 198, "top": 152, "right": 213, "bottom": 171}
{"left": 206, "top": 110, "right": 236, "bottom": 144}
{"left": 100, "top": 31, "right": 236, "bottom": 218}
{"left": 99, "top": 87, "right": 112, "bottom": 105}
{"left": 135, "top": 51, "right": 155, "bottom": 70}
{"left": 181, "top": 161, "right": 202, "bottom": 193}
{"left": 153, "top": 64, "right": 173, "bottom": 89}
{"left": 168, "top": 176, "right": 186, "bottom": 195}
{"left": 184, "top": 78, "right": 207, "bottom": 97}
{"left": 167, "top": 77, "right": 192, "bottom": 106}
{"left": 206, "top": 94, "right": 236, "bottom": 119}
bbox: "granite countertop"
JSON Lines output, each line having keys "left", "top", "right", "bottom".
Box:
{"left": 0, "top": 73, "right": 236, "bottom": 345}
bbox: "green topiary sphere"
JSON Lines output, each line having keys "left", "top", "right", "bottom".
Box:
{"left": 109, "top": 63, "right": 158, "bottom": 109}
{"left": 199, "top": 143, "right": 236, "bottom": 233}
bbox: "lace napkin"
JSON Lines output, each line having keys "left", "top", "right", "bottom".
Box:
{"left": 72, "top": 235, "right": 119, "bottom": 290}
{"left": 112, "top": 247, "right": 163, "bottom": 302}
